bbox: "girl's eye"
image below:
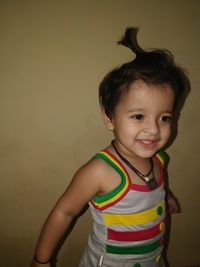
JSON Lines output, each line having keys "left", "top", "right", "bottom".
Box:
{"left": 160, "top": 115, "right": 172, "bottom": 122}
{"left": 132, "top": 114, "right": 144, "bottom": 120}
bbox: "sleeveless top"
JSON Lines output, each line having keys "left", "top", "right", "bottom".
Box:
{"left": 88, "top": 149, "right": 166, "bottom": 261}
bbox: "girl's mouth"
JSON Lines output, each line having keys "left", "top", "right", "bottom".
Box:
{"left": 137, "top": 139, "right": 157, "bottom": 147}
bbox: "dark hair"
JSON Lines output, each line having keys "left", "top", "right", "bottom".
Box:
{"left": 99, "top": 28, "right": 190, "bottom": 119}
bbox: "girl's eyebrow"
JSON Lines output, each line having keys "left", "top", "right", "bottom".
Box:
{"left": 159, "top": 110, "right": 173, "bottom": 114}
{"left": 127, "top": 108, "right": 173, "bottom": 114}
{"left": 163, "top": 111, "right": 173, "bottom": 114}
{"left": 127, "top": 108, "right": 145, "bottom": 113}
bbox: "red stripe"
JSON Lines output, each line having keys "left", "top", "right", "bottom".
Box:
{"left": 107, "top": 218, "right": 166, "bottom": 242}
{"left": 153, "top": 155, "right": 163, "bottom": 187}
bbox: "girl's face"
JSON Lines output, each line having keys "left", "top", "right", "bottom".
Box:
{"left": 105, "top": 80, "right": 175, "bottom": 159}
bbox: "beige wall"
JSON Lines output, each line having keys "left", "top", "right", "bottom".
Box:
{"left": 0, "top": 1, "right": 199, "bottom": 266}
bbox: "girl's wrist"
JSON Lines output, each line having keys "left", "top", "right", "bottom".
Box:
{"left": 33, "top": 256, "right": 52, "bottom": 264}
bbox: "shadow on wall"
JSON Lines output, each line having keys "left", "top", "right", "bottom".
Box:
{"left": 162, "top": 59, "right": 192, "bottom": 267}
{"left": 165, "top": 65, "right": 191, "bottom": 150}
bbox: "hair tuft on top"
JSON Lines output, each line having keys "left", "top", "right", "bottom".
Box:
{"left": 117, "top": 27, "right": 144, "bottom": 55}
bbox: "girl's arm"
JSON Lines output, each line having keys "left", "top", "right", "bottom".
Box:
{"left": 166, "top": 191, "right": 181, "bottom": 214}
{"left": 30, "top": 159, "right": 103, "bottom": 266}
{"left": 166, "top": 188, "right": 181, "bottom": 214}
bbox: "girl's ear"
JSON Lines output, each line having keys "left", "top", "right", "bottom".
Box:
{"left": 101, "top": 110, "right": 114, "bottom": 132}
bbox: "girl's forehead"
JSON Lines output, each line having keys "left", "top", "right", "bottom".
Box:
{"left": 130, "top": 80, "right": 173, "bottom": 92}
{"left": 124, "top": 80, "right": 175, "bottom": 100}
{"left": 115, "top": 80, "right": 175, "bottom": 112}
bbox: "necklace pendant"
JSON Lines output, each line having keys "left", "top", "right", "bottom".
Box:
{"left": 144, "top": 176, "right": 150, "bottom": 182}
{"left": 111, "top": 141, "right": 154, "bottom": 187}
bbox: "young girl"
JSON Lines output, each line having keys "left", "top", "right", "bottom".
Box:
{"left": 31, "top": 28, "right": 189, "bottom": 267}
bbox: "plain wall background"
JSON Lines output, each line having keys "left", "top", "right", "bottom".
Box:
{"left": 0, "top": 1, "right": 199, "bottom": 266}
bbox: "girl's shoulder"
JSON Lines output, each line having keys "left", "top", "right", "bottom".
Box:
{"left": 75, "top": 149, "right": 121, "bottom": 196}
{"left": 79, "top": 146, "right": 112, "bottom": 175}
{"left": 77, "top": 152, "right": 115, "bottom": 185}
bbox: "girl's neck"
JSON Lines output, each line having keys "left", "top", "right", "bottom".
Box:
{"left": 111, "top": 140, "right": 151, "bottom": 172}
{"left": 110, "top": 140, "right": 150, "bottom": 168}
{"left": 110, "top": 140, "right": 157, "bottom": 190}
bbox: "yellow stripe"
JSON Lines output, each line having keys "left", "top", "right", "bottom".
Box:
{"left": 104, "top": 201, "right": 165, "bottom": 226}
{"left": 155, "top": 154, "right": 164, "bottom": 166}
{"left": 100, "top": 151, "right": 127, "bottom": 173}
{"left": 92, "top": 151, "right": 129, "bottom": 208}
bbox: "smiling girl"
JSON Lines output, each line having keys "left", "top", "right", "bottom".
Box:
{"left": 31, "top": 28, "right": 189, "bottom": 267}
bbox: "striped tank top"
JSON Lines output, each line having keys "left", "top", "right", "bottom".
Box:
{"left": 88, "top": 149, "right": 166, "bottom": 261}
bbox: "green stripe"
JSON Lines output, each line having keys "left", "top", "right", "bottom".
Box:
{"left": 106, "top": 239, "right": 161, "bottom": 254}
{"left": 92, "top": 152, "right": 126, "bottom": 203}
{"left": 156, "top": 150, "right": 169, "bottom": 165}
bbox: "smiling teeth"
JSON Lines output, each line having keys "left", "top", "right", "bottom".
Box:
{"left": 141, "top": 140, "right": 154, "bottom": 144}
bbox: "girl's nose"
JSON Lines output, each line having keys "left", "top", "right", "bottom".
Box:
{"left": 144, "top": 119, "right": 160, "bottom": 135}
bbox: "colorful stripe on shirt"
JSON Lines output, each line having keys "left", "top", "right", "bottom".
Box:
{"left": 107, "top": 218, "right": 166, "bottom": 242}
{"left": 104, "top": 200, "right": 165, "bottom": 226}
{"left": 90, "top": 150, "right": 166, "bottom": 210}
{"left": 90, "top": 150, "right": 130, "bottom": 210}
{"left": 155, "top": 150, "right": 168, "bottom": 166}
{"left": 106, "top": 236, "right": 165, "bottom": 255}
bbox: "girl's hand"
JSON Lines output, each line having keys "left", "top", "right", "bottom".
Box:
{"left": 167, "top": 195, "right": 181, "bottom": 214}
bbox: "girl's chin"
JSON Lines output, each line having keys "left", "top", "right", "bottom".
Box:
{"left": 134, "top": 147, "right": 159, "bottom": 158}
